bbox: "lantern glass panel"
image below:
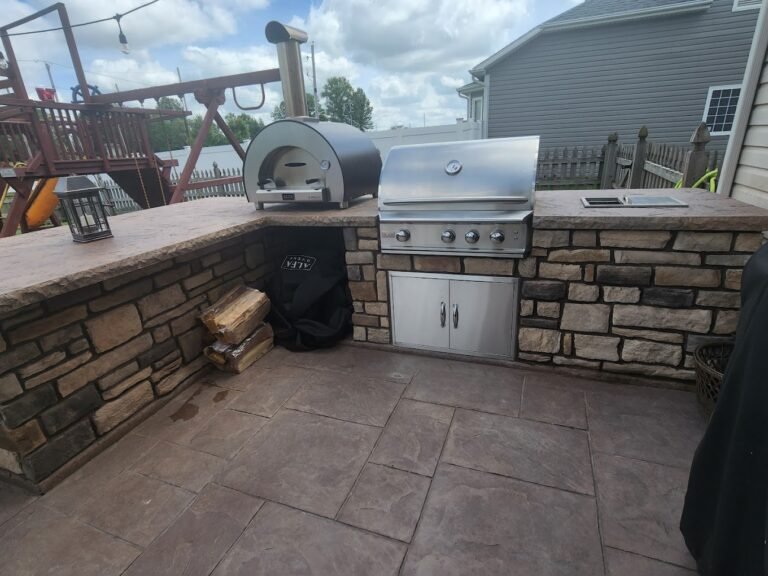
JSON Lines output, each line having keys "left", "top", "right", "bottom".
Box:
{"left": 58, "top": 186, "right": 113, "bottom": 242}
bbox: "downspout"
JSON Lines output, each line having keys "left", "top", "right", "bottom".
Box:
{"left": 265, "top": 21, "right": 309, "bottom": 118}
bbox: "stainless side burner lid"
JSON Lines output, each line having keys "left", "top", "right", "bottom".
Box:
{"left": 378, "top": 136, "right": 540, "bottom": 213}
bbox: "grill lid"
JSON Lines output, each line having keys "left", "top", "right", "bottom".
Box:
{"left": 378, "top": 136, "right": 540, "bottom": 212}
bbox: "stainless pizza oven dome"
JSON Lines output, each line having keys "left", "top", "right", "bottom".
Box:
{"left": 244, "top": 118, "right": 382, "bottom": 209}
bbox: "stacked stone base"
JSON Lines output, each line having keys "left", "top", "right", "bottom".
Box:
{"left": 516, "top": 229, "right": 760, "bottom": 380}
{"left": 0, "top": 231, "right": 272, "bottom": 488}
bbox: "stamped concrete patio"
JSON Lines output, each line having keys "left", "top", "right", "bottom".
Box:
{"left": 0, "top": 345, "right": 704, "bottom": 576}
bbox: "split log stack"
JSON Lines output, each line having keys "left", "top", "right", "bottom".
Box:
{"left": 200, "top": 285, "right": 274, "bottom": 373}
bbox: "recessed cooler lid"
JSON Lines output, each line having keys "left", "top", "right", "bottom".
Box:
{"left": 378, "top": 136, "right": 540, "bottom": 213}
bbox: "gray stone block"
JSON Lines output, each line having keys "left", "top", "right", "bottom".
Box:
{"left": 521, "top": 280, "right": 566, "bottom": 301}
{"left": 22, "top": 419, "right": 95, "bottom": 482}
{"left": 641, "top": 288, "right": 694, "bottom": 308}
{"left": 0, "top": 384, "right": 57, "bottom": 428}
{"left": 596, "top": 266, "right": 652, "bottom": 286}
{"left": 40, "top": 384, "right": 103, "bottom": 435}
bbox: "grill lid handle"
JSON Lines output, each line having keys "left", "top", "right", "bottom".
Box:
{"left": 381, "top": 195, "right": 529, "bottom": 206}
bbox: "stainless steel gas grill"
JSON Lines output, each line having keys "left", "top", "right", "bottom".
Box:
{"left": 378, "top": 137, "right": 540, "bottom": 258}
{"left": 244, "top": 21, "right": 382, "bottom": 210}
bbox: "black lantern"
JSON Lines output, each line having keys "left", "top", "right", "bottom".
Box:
{"left": 55, "top": 176, "right": 113, "bottom": 243}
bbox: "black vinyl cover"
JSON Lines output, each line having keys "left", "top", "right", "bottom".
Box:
{"left": 681, "top": 243, "right": 768, "bottom": 575}
{"left": 266, "top": 248, "right": 352, "bottom": 351}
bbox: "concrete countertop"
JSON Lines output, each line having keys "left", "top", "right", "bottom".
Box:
{"left": 0, "top": 197, "right": 378, "bottom": 316}
{"left": 533, "top": 188, "right": 768, "bottom": 231}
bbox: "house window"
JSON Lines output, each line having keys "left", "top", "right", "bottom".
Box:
{"left": 471, "top": 97, "right": 483, "bottom": 121}
{"left": 703, "top": 85, "right": 741, "bottom": 135}
{"left": 732, "top": 0, "right": 762, "bottom": 11}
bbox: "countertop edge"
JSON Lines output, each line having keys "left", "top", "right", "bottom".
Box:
{"left": 532, "top": 214, "right": 768, "bottom": 231}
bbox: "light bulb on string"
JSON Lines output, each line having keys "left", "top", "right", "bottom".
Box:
{"left": 115, "top": 15, "right": 129, "bottom": 54}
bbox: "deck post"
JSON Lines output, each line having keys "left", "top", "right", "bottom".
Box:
{"left": 600, "top": 132, "right": 619, "bottom": 189}
{"left": 681, "top": 123, "right": 712, "bottom": 188}
{"left": 629, "top": 126, "right": 648, "bottom": 189}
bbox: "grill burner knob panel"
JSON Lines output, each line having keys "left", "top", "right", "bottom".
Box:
{"left": 465, "top": 230, "right": 480, "bottom": 244}
{"left": 441, "top": 230, "right": 456, "bottom": 243}
{"left": 490, "top": 230, "right": 505, "bottom": 244}
{"left": 396, "top": 229, "right": 411, "bottom": 242}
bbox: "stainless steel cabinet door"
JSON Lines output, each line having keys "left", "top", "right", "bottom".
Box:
{"left": 390, "top": 274, "right": 450, "bottom": 350}
{"left": 449, "top": 278, "right": 516, "bottom": 357}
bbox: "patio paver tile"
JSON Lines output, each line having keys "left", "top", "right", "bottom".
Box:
{"left": 404, "top": 366, "right": 523, "bottom": 417}
{"left": 402, "top": 463, "right": 604, "bottom": 576}
{"left": 188, "top": 409, "right": 269, "bottom": 459}
{"left": 225, "top": 365, "right": 310, "bottom": 417}
{"left": 285, "top": 371, "right": 404, "bottom": 426}
{"left": 586, "top": 387, "right": 705, "bottom": 469}
{"left": 594, "top": 453, "right": 695, "bottom": 570}
{"left": 131, "top": 441, "right": 227, "bottom": 492}
{"left": 218, "top": 409, "right": 380, "bottom": 518}
{"left": 338, "top": 463, "right": 430, "bottom": 542}
{"left": 284, "top": 346, "right": 423, "bottom": 384}
{"left": 212, "top": 502, "right": 406, "bottom": 576}
{"left": 521, "top": 378, "right": 587, "bottom": 429}
{"left": 122, "top": 483, "right": 263, "bottom": 576}
{"left": 369, "top": 399, "right": 454, "bottom": 477}
{"left": 442, "top": 408, "right": 594, "bottom": 495}
{"left": 75, "top": 471, "right": 194, "bottom": 547}
{"left": 0, "top": 503, "right": 139, "bottom": 576}
{"left": 604, "top": 547, "right": 697, "bottom": 575}
{"left": 0, "top": 482, "right": 37, "bottom": 529}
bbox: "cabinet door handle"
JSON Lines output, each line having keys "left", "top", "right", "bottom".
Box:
{"left": 452, "top": 304, "right": 459, "bottom": 329}
{"left": 440, "top": 302, "right": 446, "bottom": 327}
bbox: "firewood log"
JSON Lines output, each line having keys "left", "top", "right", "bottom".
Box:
{"left": 200, "top": 285, "right": 271, "bottom": 345}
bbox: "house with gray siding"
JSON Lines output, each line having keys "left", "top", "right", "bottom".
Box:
{"left": 460, "top": 0, "right": 762, "bottom": 151}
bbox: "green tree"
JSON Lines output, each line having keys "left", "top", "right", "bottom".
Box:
{"left": 224, "top": 112, "right": 265, "bottom": 141}
{"left": 148, "top": 97, "right": 189, "bottom": 152}
{"left": 321, "top": 77, "right": 373, "bottom": 131}
{"left": 271, "top": 93, "right": 326, "bottom": 121}
{"left": 188, "top": 115, "right": 227, "bottom": 147}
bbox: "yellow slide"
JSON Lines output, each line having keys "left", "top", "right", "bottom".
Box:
{"left": 24, "top": 178, "right": 59, "bottom": 230}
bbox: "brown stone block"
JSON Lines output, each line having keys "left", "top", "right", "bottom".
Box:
{"left": 602, "top": 287, "right": 641, "bottom": 304}
{"left": 93, "top": 381, "right": 154, "bottom": 435}
{"left": 357, "top": 227, "right": 379, "bottom": 239}
{"left": 380, "top": 317, "right": 390, "bottom": 328}
{"left": 611, "top": 327, "right": 682, "bottom": 344}
{"left": 734, "top": 232, "right": 763, "bottom": 253}
{"left": 138, "top": 339, "right": 178, "bottom": 369}
{"left": 151, "top": 358, "right": 183, "bottom": 384}
{"left": 520, "top": 299, "right": 534, "bottom": 316}
{"left": 413, "top": 256, "right": 461, "bottom": 273}
{"left": 572, "top": 231, "right": 597, "bottom": 247}
{"left": 673, "top": 232, "right": 732, "bottom": 252}
{"left": 343, "top": 227, "right": 358, "bottom": 251}
{"left": 144, "top": 295, "right": 207, "bottom": 329}
{"left": 532, "top": 230, "right": 569, "bottom": 248}
{"left": 346, "top": 265, "right": 362, "bottom": 281}
{"left": 353, "top": 326, "right": 367, "bottom": 341}
{"left": 89, "top": 278, "right": 153, "bottom": 314}
{"left": 86, "top": 304, "right": 143, "bottom": 353}
{"left": 725, "top": 269, "right": 742, "bottom": 290}
{"left": 574, "top": 334, "right": 619, "bottom": 361}
{"left": 358, "top": 239, "right": 379, "bottom": 251}
{"left": 568, "top": 284, "right": 599, "bottom": 302}
{"left": 362, "top": 265, "right": 376, "bottom": 281}
{"left": 600, "top": 231, "right": 671, "bottom": 249}
{"left": 539, "top": 262, "right": 582, "bottom": 281}
{"left": 562, "top": 333, "right": 573, "bottom": 355}
{"left": 68, "top": 338, "right": 90, "bottom": 355}
{"left": 40, "top": 384, "right": 103, "bottom": 435}
{"left": 376, "top": 254, "right": 411, "bottom": 270}
{"left": 0, "top": 335, "right": 5, "bottom": 354}
{"left": 353, "top": 314, "right": 380, "bottom": 327}
{"left": 0, "top": 342, "right": 41, "bottom": 374}
{"left": 57, "top": 333, "right": 153, "bottom": 397}
{"left": 9, "top": 306, "right": 87, "bottom": 345}
{"left": 713, "top": 310, "right": 740, "bottom": 335}
{"left": 214, "top": 255, "right": 245, "bottom": 277}
{"left": 552, "top": 356, "right": 601, "bottom": 369}
{"left": 655, "top": 267, "right": 720, "bottom": 288}
{"left": 346, "top": 251, "right": 374, "bottom": 265}
{"left": 23, "top": 352, "right": 92, "bottom": 389}
{"left": 602, "top": 362, "right": 694, "bottom": 381}
{"left": 138, "top": 285, "right": 186, "bottom": 321}
{"left": 518, "top": 257, "right": 537, "bottom": 278}
{"left": 704, "top": 254, "right": 750, "bottom": 267}
{"left": 1, "top": 305, "right": 44, "bottom": 332}
{"left": 17, "top": 351, "right": 66, "bottom": 378}
{"left": 0, "top": 373, "right": 23, "bottom": 403}
{"left": 614, "top": 250, "right": 700, "bottom": 266}
{"left": 519, "top": 327, "right": 561, "bottom": 354}
{"left": 462, "top": 258, "right": 516, "bottom": 276}
{"left": 46, "top": 284, "right": 102, "bottom": 313}
{"left": 376, "top": 271, "right": 389, "bottom": 302}
{"left": 368, "top": 328, "right": 391, "bottom": 344}
{"left": 621, "top": 340, "right": 682, "bottom": 367}
{"left": 696, "top": 291, "right": 740, "bottom": 309}
{"left": 170, "top": 309, "right": 202, "bottom": 337}
{"left": 98, "top": 361, "right": 140, "bottom": 391}
{"left": 155, "top": 356, "right": 207, "bottom": 396}
{"left": 349, "top": 282, "right": 377, "bottom": 301}
{"left": 0, "top": 419, "right": 45, "bottom": 455}
{"left": 153, "top": 325, "right": 172, "bottom": 343}
{"left": 536, "top": 302, "right": 560, "bottom": 319}
{"left": 183, "top": 270, "right": 214, "bottom": 292}
{"left": 365, "top": 302, "right": 389, "bottom": 316}
{"left": 0, "top": 385, "right": 57, "bottom": 428}
{"left": 102, "top": 367, "right": 152, "bottom": 401}
{"left": 201, "top": 251, "right": 223, "bottom": 269}
{"left": 180, "top": 327, "right": 208, "bottom": 363}
{"left": 154, "top": 265, "right": 192, "bottom": 289}
{"left": 561, "top": 303, "right": 610, "bottom": 333}
{"left": 613, "top": 305, "right": 711, "bottom": 333}
{"left": 102, "top": 261, "right": 173, "bottom": 291}
{"left": 548, "top": 249, "right": 610, "bottom": 263}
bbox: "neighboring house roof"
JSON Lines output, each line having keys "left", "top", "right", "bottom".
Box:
{"left": 457, "top": 81, "right": 484, "bottom": 96}
{"left": 469, "top": 0, "right": 713, "bottom": 79}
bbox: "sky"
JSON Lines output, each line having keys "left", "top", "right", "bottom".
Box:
{"left": 4, "top": 0, "right": 582, "bottom": 130}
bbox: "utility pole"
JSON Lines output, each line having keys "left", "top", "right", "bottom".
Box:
{"left": 177, "top": 67, "right": 192, "bottom": 145}
{"left": 310, "top": 41, "right": 318, "bottom": 118}
{"left": 43, "top": 61, "right": 57, "bottom": 101}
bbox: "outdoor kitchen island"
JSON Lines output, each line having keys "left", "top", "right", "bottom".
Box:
{"left": 0, "top": 188, "right": 767, "bottom": 491}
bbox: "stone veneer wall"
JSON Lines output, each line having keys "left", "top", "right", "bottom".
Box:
{"left": 516, "top": 229, "right": 762, "bottom": 380}
{"left": 0, "top": 231, "right": 272, "bottom": 488}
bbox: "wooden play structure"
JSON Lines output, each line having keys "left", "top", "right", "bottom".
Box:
{"left": 0, "top": 2, "right": 281, "bottom": 237}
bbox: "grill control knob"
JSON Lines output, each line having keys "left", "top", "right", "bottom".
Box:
{"left": 395, "top": 229, "right": 411, "bottom": 242}
{"left": 490, "top": 230, "right": 505, "bottom": 244}
{"left": 441, "top": 230, "right": 456, "bottom": 243}
{"left": 465, "top": 230, "right": 480, "bottom": 244}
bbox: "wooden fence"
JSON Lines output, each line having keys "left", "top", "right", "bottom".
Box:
{"left": 94, "top": 123, "right": 722, "bottom": 213}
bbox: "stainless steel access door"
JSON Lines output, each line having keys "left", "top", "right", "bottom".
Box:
{"left": 389, "top": 274, "right": 450, "bottom": 350}
{"left": 389, "top": 272, "right": 518, "bottom": 358}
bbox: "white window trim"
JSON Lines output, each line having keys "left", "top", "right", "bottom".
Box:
{"left": 702, "top": 84, "right": 742, "bottom": 136}
{"left": 732, "top": 0, "right": 762, "bottom": 12}
{"left": 471, "top": 96, "right": 483, "bottom": 121}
